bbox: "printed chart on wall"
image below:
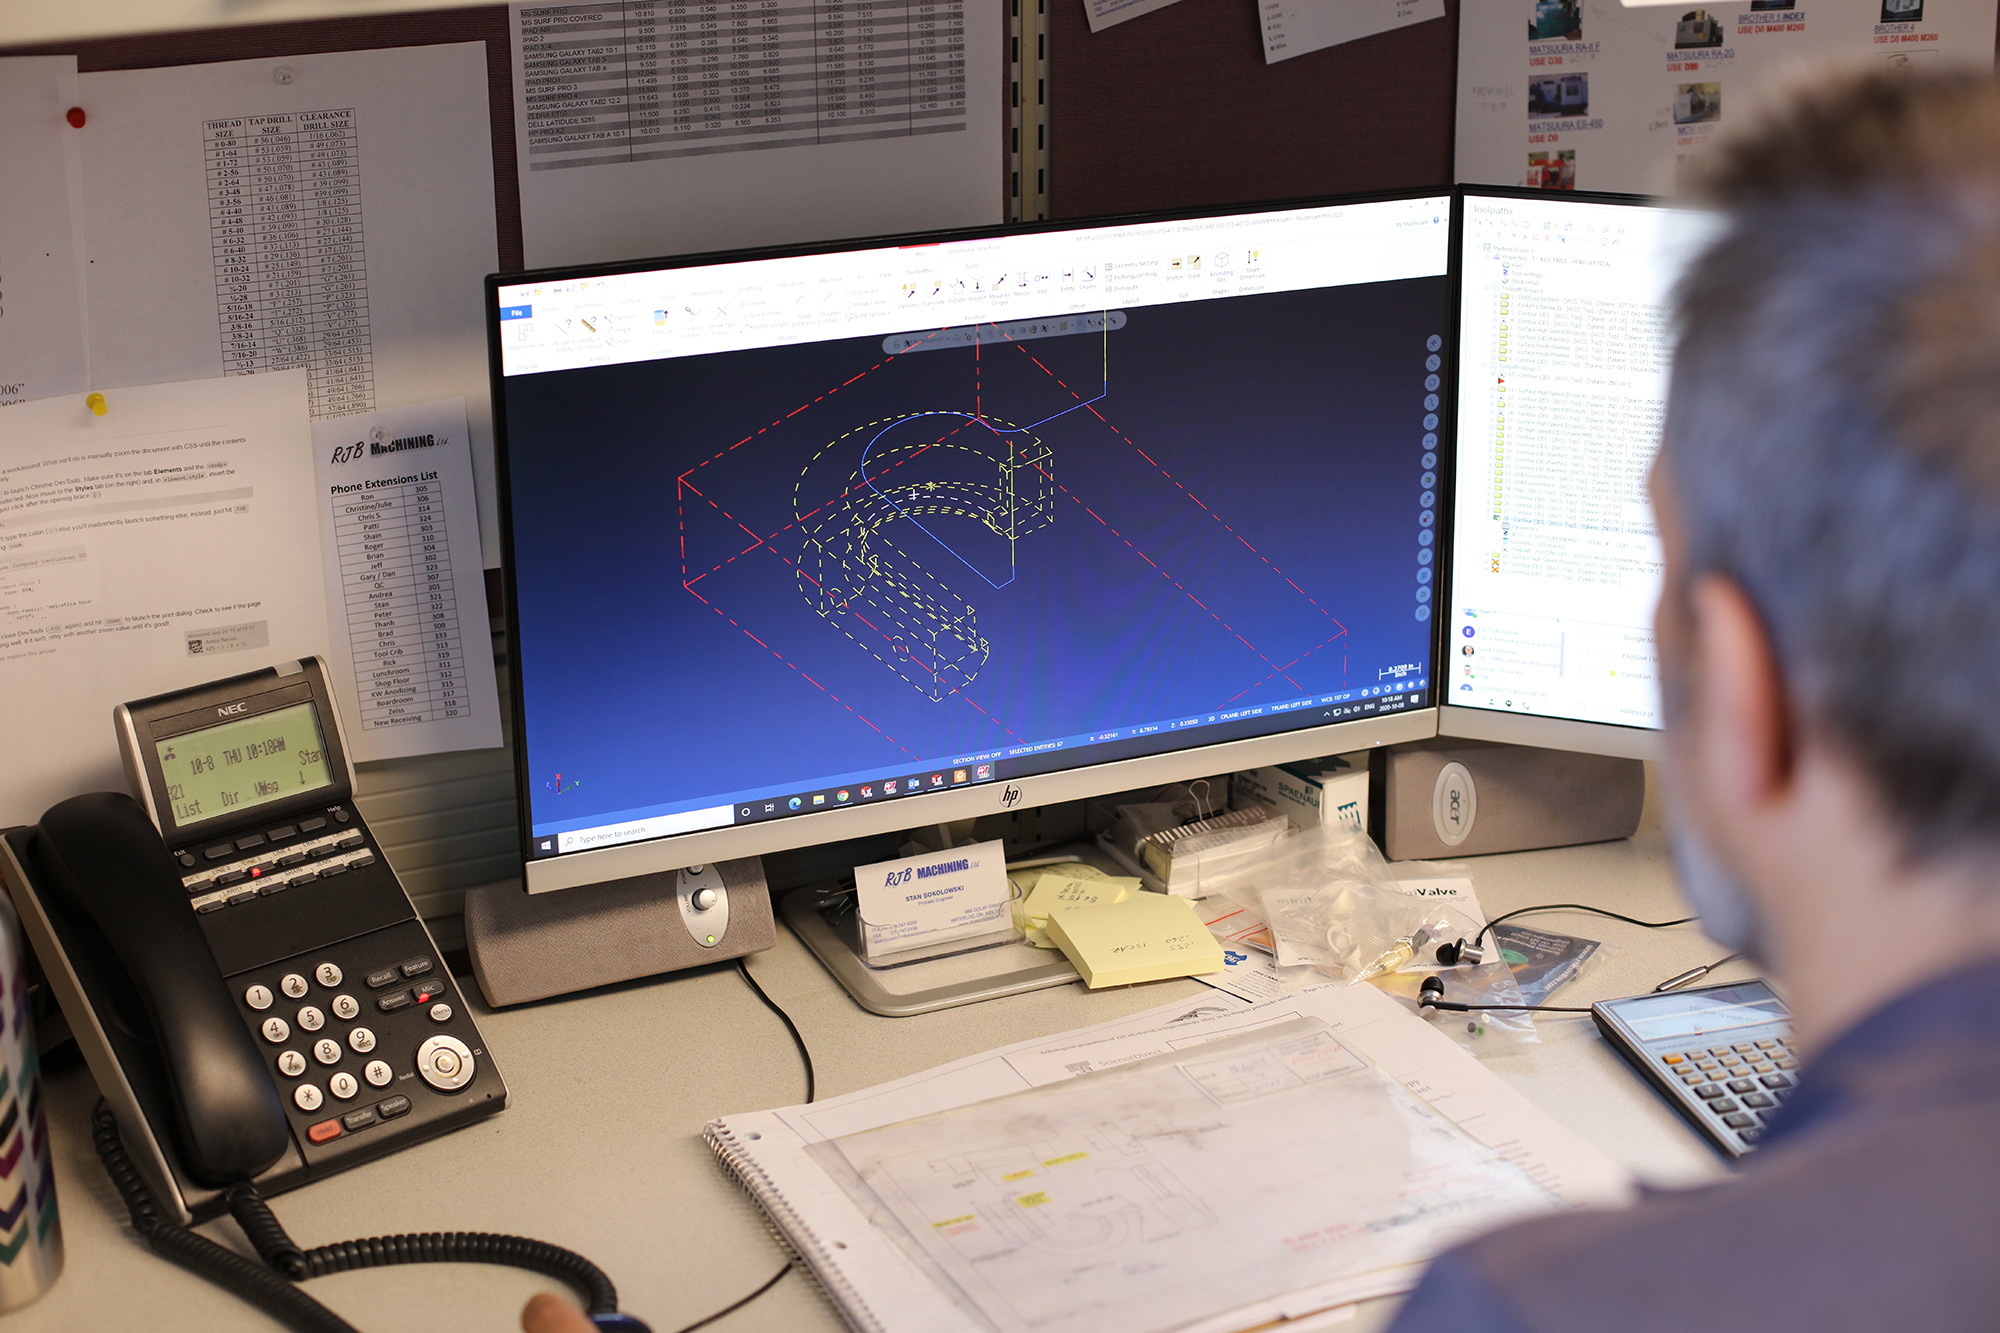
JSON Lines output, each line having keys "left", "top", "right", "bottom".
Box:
{"left": 509, "top": 1, "right": 1005, "bottom": 268}
{"left": 72, "top": 43, "right": 509, "bottom": 567}
{"left": 312, "top": 399, "right": 502, "bottom": 763}
{"left": 1457, "top": 0, "right": 1998, "bottom": 195}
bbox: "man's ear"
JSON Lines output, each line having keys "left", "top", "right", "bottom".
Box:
{"left": 1686, "top": 573, "right": 1795, "bottom": 812}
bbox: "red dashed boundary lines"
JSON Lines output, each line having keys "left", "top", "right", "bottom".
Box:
{"left": 1084, "top": 398, "right": 1345, "bottom": 632}
{"left": 1225, "top": 628, "right": 1349, "bottom": 704}
{"left": 1023, "top": 457, "right": 1304, "bottom": 694}
{"left": 682, "top": 573, "right": 920, "bottom": 759}
{"left": 991, "top": 332, "right": 1351, "bottom": 698}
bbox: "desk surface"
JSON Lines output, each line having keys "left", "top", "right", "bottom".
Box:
{"left": 13, "top": 819, "right": 1745, "bottom": 1332}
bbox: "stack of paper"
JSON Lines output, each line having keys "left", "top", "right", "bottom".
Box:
{"left": 705, "top": 982, "right": 1635, "bottom": 1333}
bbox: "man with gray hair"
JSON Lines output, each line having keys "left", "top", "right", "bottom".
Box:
{"left": 1389, "top": 69, "right": 2000, "bottom": 1332}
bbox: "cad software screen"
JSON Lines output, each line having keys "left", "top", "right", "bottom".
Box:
{"left": 1447, "top": 193, "right": 1718, "bottom": 732}
{"left": 496, "top": 197, "right": 1451, "bottom": 858}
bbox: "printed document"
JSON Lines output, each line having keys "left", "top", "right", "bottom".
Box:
{"left": 312, "top": 399, "right": 502, "bottom": 762}
{"left": 814, "top": 1018, "right": 1555, "bottom": 1333}
{"left": 74, "top": 43, "right": 507, "bottom": 565}
{"left": 0, "top": 57, "right": 89, "bottom": 408}
{"left": 509, "top": 2, "right": 1005, "bottom": 268}
{"left": 708, "top": 982, "right": 1632, "bottom": 1332}
{"left": 1259, "top": 0, "right": 1445, "bottom": 64}
{"left": 0, "top": 372, "right": 329, "bottom": 827}
{"left": 1456, "top": 0, "right": 1996, "bottom": 194}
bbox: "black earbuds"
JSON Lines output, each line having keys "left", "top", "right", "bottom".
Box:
{"left": 1418, "top": 975, "right": 1448, "bottom": 1012}
{"left": 1435, "top": 936, "right": 1485, "bottom": 966}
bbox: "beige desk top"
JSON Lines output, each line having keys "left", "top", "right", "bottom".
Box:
{"left": 10, "top": 821, "right": 1745, "bottom": 1332}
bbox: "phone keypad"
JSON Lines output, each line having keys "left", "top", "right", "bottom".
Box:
{"left": 231, "top": 929, "right": 495, "bottom": 1162}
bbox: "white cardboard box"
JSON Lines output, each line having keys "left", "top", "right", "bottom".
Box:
{"left": 1232, "top": 752, "right": 1370, "bottom": 835}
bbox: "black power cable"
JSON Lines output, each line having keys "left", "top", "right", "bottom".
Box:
{"left": 92, "top": 1100, "right": 647, "bottom": 1332}
{"left": 1472, "top": 903, "right": 1698, "bottom": 952}
{"left": 663, "top": 1265, "right": 791, "bottom": 1333}
{"left": 736, "top": 957, "right": 815, "bottom": 1105}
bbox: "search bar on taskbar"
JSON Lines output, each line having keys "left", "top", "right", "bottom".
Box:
{"left": 557, "top": 804, "right": 734, "bottom": 854}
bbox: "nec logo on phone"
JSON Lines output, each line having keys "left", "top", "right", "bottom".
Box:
{"left": 217, "top": 703, "right": 249, "bottom": 717}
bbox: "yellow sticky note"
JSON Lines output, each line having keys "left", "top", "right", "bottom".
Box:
{"left": 1043, "top": 893, "right": 1226, "bottom": 989}
{"left": 1022, "top": 873, "right": 1140, "bottom": 929}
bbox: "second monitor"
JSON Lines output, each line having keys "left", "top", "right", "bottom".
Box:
{"left": 1442, "top": 187, "right": 1722, "bottom": 761}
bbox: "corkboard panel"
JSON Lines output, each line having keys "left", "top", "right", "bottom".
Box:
{"left": 1049, "top": 0, "right": 1461, "bottom": 220}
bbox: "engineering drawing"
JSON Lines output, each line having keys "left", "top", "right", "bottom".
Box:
{"left": 794, "top": 411, "right": 1055, "bottom": 701}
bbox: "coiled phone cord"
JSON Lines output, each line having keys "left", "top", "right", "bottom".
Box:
{"left": 92, "top": 1100, "right": 646, "bottom": 1332}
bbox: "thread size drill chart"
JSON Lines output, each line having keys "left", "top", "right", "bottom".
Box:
{"left": 331, "top": 477, "right": 470, "bottom": 731}
{"left": 518, "top": 1, "right": 969, "bottom": 171}
{"left": 205, "top": 108, "right": 374, "bottom": 416}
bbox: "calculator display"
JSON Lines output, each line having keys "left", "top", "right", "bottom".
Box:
{"left": 1612, "top": 984, "right": 1788, "bottom": 1046}
{"left": 154, "top": 701, "right": 335, "bottom": 829}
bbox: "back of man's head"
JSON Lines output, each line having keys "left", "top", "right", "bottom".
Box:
{"left": 1666, "top": 70, "right": 2000, "bottom": 861}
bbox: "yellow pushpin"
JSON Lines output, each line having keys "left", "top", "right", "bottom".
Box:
{"left": 85, "top": 392, "right": 107, "bottom": 416}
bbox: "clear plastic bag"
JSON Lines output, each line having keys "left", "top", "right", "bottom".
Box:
{"left": 1492, "top": 924, "right": 1618, "bottom": 1005}
{"left": 1199, "top": 823, "right": 1458, "bottom": 984}
{"left": 1374, "top": 961, "right": 1540, "bottom": 1053}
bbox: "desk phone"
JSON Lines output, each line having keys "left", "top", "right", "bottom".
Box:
{"left": 1, "top": 656, "right": 506, "bottom": 1222}
{"left": 1592, "top": 979, "right": 1795, "bottom": 1159}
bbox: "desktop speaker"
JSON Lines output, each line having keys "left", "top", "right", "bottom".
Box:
{"left": 463, "top": 858, "right": 775, "bottom": 1007}
{"left": 1379, "top": 739, "right": 1644, "bottom": 861}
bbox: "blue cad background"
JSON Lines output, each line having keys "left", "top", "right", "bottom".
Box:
{"left": 504, "top": 278, "right": 1448, "bottom": 834}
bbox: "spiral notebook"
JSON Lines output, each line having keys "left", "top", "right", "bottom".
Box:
{"left": 704, "top": 982, "right": 1633, "bottom": 1333}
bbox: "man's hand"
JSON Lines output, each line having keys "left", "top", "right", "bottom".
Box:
{"left": 522, "top": 1292, "right": 598, "bottom": 1333}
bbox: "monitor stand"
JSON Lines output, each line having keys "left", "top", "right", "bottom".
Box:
{"left": 782, "top": 849, "right": 1118, "bottom": 1017}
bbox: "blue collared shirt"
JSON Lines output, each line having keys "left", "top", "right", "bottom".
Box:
{"left": 1387, "top": 955, "right": 2000, "bottom": 1332}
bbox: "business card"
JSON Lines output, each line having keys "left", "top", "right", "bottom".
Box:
{"left": 854, "top": 839, "right": 1013, "bottom": 961}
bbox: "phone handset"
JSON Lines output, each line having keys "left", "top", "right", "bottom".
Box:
{"left": 32, "top": 791, "right": 288, "bottom": 1184}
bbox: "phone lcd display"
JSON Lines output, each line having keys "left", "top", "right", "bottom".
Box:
{"left": 155, "top": 701, "right": 334, "bottom": 829}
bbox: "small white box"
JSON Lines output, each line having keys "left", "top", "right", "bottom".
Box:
{"left": 1232, "top": 752, "right": 1370, "bottom": 835}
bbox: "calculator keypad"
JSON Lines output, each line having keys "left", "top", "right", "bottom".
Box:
{"left": 1658, "top": 1035, "right": 1796, "bottom": 1150}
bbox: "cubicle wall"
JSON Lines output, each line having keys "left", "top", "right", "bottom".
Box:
{"left": 3, "top": 2, "right": 1465, "bottom": 917}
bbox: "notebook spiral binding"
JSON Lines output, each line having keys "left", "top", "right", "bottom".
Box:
{"left": 703, "top": 1118, "right": 882, "bottom": 1333}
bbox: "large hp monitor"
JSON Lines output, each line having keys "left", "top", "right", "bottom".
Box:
{"left": 489, "top": 193, "right": 1452, "bottom": 894}
{"left": 1439, "top": 188, "right": 1721, "bottom": 760}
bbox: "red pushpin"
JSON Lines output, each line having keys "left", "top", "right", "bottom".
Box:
{"left": 65, "top": 107, "right": 85, "bottom": 128}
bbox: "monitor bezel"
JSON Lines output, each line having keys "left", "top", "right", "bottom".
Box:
{"left": 486, "top": 187, "right": 1456, "bottom": 892}
{"left": 1434, "top": 183, "right": 1679, "bottom": 764}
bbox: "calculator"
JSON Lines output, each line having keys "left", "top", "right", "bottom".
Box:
{"left": 1591, "top": 979, "right": 1795, "bottom": 1159}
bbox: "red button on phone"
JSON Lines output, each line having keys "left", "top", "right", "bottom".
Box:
{"left": 307, "top": 1119, "right": 343, "bottom": 1144}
